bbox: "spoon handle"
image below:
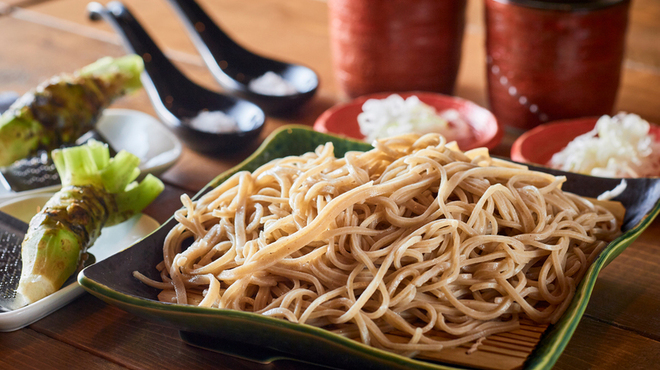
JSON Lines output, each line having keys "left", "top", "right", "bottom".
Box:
{"left": 87, "top": 1, "right": 196, "bottom": 119}
{"left": 165, "top": 0, "right": 273, "bottom": 86}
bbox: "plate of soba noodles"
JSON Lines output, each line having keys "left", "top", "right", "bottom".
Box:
{"left": 77, "top": 125, "right": 660, "bottom": 370}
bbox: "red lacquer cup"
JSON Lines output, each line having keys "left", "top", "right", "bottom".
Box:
{"left": 327, "top": 0, "right": 467, "bottom": 99}
{"left": 485, "top": 0, "right": 631, "bottom": 131}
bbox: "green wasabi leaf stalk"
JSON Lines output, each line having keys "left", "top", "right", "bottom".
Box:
{"left": 0, "top": 54, "right": 144, "bottom": 167}
{"left": 11, "top": 140, "right": 163, "bottom": 308}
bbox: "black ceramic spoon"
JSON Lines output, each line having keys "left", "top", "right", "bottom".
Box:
{"left": 164, "top": 0, "right": 319, "bottom": 115}
{"left": 88, "top": 1, "right": 265, "bottom": 154}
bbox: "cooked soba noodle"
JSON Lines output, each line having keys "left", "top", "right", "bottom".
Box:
{"left": 135, "top": 134, "right": 620, "bottom": 356}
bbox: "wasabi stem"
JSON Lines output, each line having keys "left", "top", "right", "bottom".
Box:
{"left": 0, "top": 55, "right": 144, "bottom": 167}
{"left": 11, "top": 140, "right": 163, "bottom": 308}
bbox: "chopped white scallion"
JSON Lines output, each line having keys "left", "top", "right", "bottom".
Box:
{"left": 549, "top": 113, "right": 660, "bottom": 178}
{"left": 597, "top": 180, "right": 627, "bottom": 201}
{"left": 357, "top": 94, "right": 470, "bottom": 144}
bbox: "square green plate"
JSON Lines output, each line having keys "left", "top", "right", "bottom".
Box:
{"left": 78, "top": 125, "right": 660, "bottom": 370}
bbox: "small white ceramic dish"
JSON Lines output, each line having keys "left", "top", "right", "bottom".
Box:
{"left": 0, "top": 108, "right": 182, "bottom": 200}
{"left": 0, "top": 193, "right": 159, "bottom": 332}
{"left": 98, "top": 109, "right": 183, "bottom": 176}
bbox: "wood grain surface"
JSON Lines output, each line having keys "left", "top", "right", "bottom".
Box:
{"left": 1, "top": 0, "right": 660, "bottom": 369}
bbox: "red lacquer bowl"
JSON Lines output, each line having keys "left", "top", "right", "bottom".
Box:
{"left": 511, "top": 117, "right": 660, "bottom": 166}
{"left": 485, "top": 0, "right": 630, "bottom": 131}
{"left": 313, "top": 92, "right": 503, "bottom": 151}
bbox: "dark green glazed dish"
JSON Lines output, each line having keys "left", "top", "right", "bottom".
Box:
{"left": 78, "top": 125, "right": 660, "bottom": 370}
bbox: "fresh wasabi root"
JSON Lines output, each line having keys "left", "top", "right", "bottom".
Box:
{"left": 0, "top": 55, "right": 144, "bottom": 167}
{"left": 10, "top": 140, "right": 163, "bottom": 308}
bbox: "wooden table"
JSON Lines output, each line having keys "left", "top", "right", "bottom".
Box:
{"left": 1, "top": 0, "right": 660, "bottom": 369}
